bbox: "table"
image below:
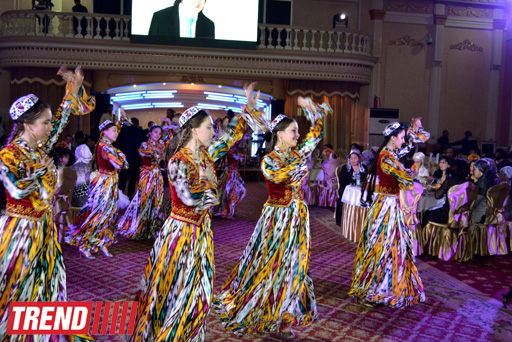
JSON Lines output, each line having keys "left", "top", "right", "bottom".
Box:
{"left": 417, "top": 193, "right": 445, "bottom": 212}
{"left": 310, "top": 168, "right": 322, "bottom": 181}
{"left": 340, "top": 185, "right": 375, "bottom": 243}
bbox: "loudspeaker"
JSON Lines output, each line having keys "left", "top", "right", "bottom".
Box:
{"left": 368, "top": 108, "right": 399, "bottom": 147}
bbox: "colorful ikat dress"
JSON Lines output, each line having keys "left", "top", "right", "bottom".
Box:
{"left": 212, "top": 142, "right": 246, "bottom": 219}
{"left": 0, "top": 86, "right": 95, "bottom": 342}
{"left": 348, "top": 125, "right": 430, "bottom": 308}
{"left": 66, "top": 132, "right": 128, "bottom": 252}
{"left": 217, "top": 103, "right": 332, "bottom": 336}
{"left": 118, "top": 127, "right": 172, "bottom": 239}
{"left": 128, "top": 114, "right": 248, "bottom": 342}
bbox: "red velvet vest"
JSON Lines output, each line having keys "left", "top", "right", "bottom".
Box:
{"left": 264, "top": 150, "right": 304, "bottom": 207}
{"left": 377, "top": 150, "right": 400, "bottom": 195}
{"left": 97, "top": 142, "right": 116, "bottom": 175}
{"left": 169, "top": 149, "right": 216, "bottom": 226}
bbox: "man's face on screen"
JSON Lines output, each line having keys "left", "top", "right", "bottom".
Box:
{"left": 182, "top": 0, "right": 206, "bottom": 14}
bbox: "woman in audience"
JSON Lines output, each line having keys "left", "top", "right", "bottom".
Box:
{"left": 67, "top": 115, "right": 129, "bottom": 259}
{"left": 118, "top": 117, "right": 173, "bottom": 239}
{"left": 349, "top": 118, "right": 429, "bottom": 308}
{"left": 472, "top": 159, "right": 499, "bottom": 224}
{"left": 433, "top": 156, "right": 453, "bottom": 181}
{"left": 411, "top": 152, "right": 429, "bottom": 179}
{"left": 71, "top": 144, "right": 93, "bottom": 207}
{"left": 498, "top": 166, "right": 512, "bottom": 221}
{"left": 217, "top": 97, "right": 332, "bottom": 337}
{"left": 335, "top": 149, "right": 367, "bottom": 226}
{"left": 422, "top": 159, "right": 469, "bottom": 225}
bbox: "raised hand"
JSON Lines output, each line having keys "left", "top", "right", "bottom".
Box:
{"left": 297, "top": 96, "right": 317, "bottom": 115}
{"left": 57, "top": 66, "right": 84, "bottom": 96}
{"left": 244, "top": 82, "right": 260, "bottom": 112}
{"left": 160, "top": 116, "right": 172, "bottom": 125}
{"left": 411, "top": 117, "right": 422, "bottom": 132}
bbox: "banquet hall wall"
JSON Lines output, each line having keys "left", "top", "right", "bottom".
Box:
{"left": 0, "top": 0, "right": 510, "bottom": 150}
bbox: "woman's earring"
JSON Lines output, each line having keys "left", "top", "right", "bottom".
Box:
{"left": 195, "top": 138, "right": 200, "bottom": 156}
{"left": 280, "top": 140, "right": 286, "bottom": 148}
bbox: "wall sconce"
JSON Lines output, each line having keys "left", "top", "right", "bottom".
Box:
{"left": 333, "top": 13, "right": 348, "bottom": 29}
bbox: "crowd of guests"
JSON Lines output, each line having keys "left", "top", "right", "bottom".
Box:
{"left": 305, "top": 131, "right": 512, "bottom": 228}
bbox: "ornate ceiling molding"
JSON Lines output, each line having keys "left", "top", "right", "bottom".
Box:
{"left": 389, "top": 35, "right": 424, "bottom": 47}
{"left": 449, "top": 39, "right": 483, "bottom": 52}
{"left": 448, "top": 6, "right": 490, "bottom": 18}
{"left": 0, "top": 38, "right": 375, "bottom": 84}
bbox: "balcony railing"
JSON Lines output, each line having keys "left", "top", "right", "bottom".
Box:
{"left": 0, "top": 10, "right": 371, "bottom": 56}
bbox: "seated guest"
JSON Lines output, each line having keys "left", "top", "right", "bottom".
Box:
{"left": 472, "top": 159, "right": 499, "bottom": 224}
{"left": 498, "top": 166, "right": 512, "bottom": 221}
{"left": 496, "top": 148, "right": 512, "bottom": 171}
{"left": 335, "top": 149, "right": 366, "bottom": 226}
{"left": 445, "top": 148, "right": 455, "bottom": 158}
{"left": 321, "top": 144, "right": 337, "bottom": 161}
{"left": 350, "top": 143, "right": 360, "bottom": 151}
{"left": 361, "top": 149, "right": 374, "bottom": 169}
{"left": 468, "top": 154, "right": 480, "bottom": 163}
{"left": 412, "top": 152, "right": 429, "bottom": 179}
{"left": 71, "top": 144, "right": 92, "bottom": 208}
{"left": 422, "top": 159, "right": 469, "bottom": 225}
{"left": 433, "top": 156, "right": 454, "bottom": 181}
{"left": 469, "top": 160, "right": 478, "bottom": 182}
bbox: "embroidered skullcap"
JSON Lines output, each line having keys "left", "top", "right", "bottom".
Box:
{"left": 179, "top": 106, "right": 200, "bottom": 128}
{"left": 270, "top": 114, "right": 288, "bottom": 133}
{"left": 149, "top": 123, "right": 162, "bottom": 132}
{"left": 99, "top": 120, "right": 114, "bottom": 131}
{"left": 500, "top": 166, "right": 512, "bottom": 180}
{"left": 347, "top": 149, "right": 361, "bottom": 160}
{"left": 413, "top": 152, "right": 425, "bottom": 163}
{"left": 382, "top": 122, "right": 401, "bottom": 137}
{"left": 9, "top": 94, "right": 39, "bottom": 120}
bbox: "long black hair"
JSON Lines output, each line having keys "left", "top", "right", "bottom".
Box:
{"left": 360, "top": 125, "right": 405, "bottom": 206}
{"left": 267, "top": 116, "right": 295, "bottom": 154}
{"left": 173, "top": 110, "right": 210, "bottom": 155}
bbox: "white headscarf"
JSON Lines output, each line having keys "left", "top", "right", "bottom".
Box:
{"left": 74, "top": 144, "right": 92, "bottom": 165}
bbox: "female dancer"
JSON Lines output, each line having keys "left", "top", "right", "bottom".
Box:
{"left": 0, "top": 66, "right": 94, "bottom": 341}
{"left": 217, "top": 97, "right": 332, "bottom": 337}
{"left": 118, "top": 117, "right": 173, "bottom": 239}
{"left": 349, "top": 119, "right": 429, "bottom": 308}
{"left": 212, "top": 138, "right": 247, "bottom": 219}
{"left": 129, "top": 83, "right": 265, "bottom": 342}
{"left": 66, "top": 114, "right": 129, "bottom": 259}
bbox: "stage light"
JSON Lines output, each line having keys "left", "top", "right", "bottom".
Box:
{"left": 333, "top": 12, "right": 348, "bottom": 29}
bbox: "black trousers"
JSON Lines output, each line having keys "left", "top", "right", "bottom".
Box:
{"left": 119, "top": 166, "right": 140, "bottom": 199}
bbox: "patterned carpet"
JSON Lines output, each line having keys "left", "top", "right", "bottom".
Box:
{"left": 62, "top": 182, "right": 512, "bottom": 342}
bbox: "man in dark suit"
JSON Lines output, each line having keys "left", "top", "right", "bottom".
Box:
{"left": 115, "top": 117, "right": 145, "bottom": 199}
{"left": 148, "top": 0, "right": 215, "bottom": 39}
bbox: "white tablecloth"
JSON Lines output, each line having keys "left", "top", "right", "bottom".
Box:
{"left": 417, "top": 193, "right": 445, "bottom": 212}
{"left": 310, "top": 168, "right": 323, "bottom": 181}
{"left": 341, "top": 185, "right": 375, "bottom": 207}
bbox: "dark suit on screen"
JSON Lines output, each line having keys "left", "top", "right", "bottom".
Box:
{"left": 148, "top": 5, "right": 215, "bottom": 39}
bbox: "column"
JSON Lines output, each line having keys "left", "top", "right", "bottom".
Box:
{"left": 368, "top": 9, "right": 386, "bottom": 108}
{"left": 427, "top": 4, "right": 446, "bottom": 139}
{"left": 486, "top": 12, "right": 505, "bottom": 141}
